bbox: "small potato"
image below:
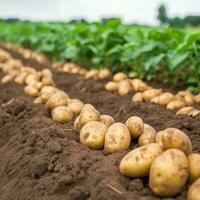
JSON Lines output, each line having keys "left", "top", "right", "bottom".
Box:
{"left": 132, "top": 92, "right": 144, "bottom": 103}
{"left": 138, "top": 124, "right": 156, "bottom": 146}
{"left": 105, "top": 81, "right": 118, "bottom": 92}
{"left": 67, "top": 99, "right": 84, "bottom": 114}
{"left": 25, "top": 74, "right": 40, "bottom": 85}
{"left": 149, "top": 149, "right": 188, "bottom": 197}
{"left": 188, "top": 109, "right": 200, "bottom": 117}
{"left": 41, "top": 77, "right": 55, "bottom": 86}
{"left": 143, "top": 89, "right": 162, "bottom": 102}
{"left": 151, "top": 96, "right": 160, "bottom": 104}
{"left": 74, "top": 116, "right": 81, "bottom": 131}
{"left": 130, "top": 79, "right": 148, "bottom": 92}
{"left": 155, "top": 128, "right": 192, "bottom": 155}
{"left": 188, "top": 153, "right": 200, "bottom": 183}
{"left": 41, "top": 69, "right": 53, "bottom": 78}
{"left": 104, "top": 122, "right": 131, "bottom": 152}
{"left": 45, "top": 92, "right": 68, "bottom": 109}
{"left": 1, "top": 75, "right": 13, "bottom": 83}
{"left": 51, "top": 106, "right": 73, "bottom": 123}
{"left": 24, "top": 85, "right": 40, "bottom": 97}
{"left": 113, "top": 72, "right": 127, "bottom": 82}
{"left": 158, "top": 92, "right": 174, "bottom": 106}
{"left": 40, "top": 86, "right": 58, "bottom": 94}
{"left": 120, "top": 143, "right": 163, "bottom": 177}
{"left": 176, "top": 106, "right": 194, "bottom": 115}
{"left": 188, "top": 178, "right": 200, "bottom": 200}
{"left": 33, "top": 96, "right": 44, "bottom": 104}
{"left": 100, "top": 115, "right": 115, "bottom": 128}
{"left": 125, "top": 116, "right": 144, "bottom": 138}
{"left": 85, "top": 70, "right": 99, "bottom": 79}
{"left": 184, "top": 93, "right": 194, "bottom": 105}
{"left": 118, "top": 79, "right": 132, "bottom": 96}
{"left": 99, "top": 69, "right": 111, "bottom": 79}
{"left": 194, "top": 94, "right": 200, "bottom": 104}
{"left": 80, "top": 121, "right": 107, "bottom": 149}
{"left": 81, "top": 104, "right": 100, "bottom": 114}
{"left": 166, "top": 100, "right": 186, "bottom": 110}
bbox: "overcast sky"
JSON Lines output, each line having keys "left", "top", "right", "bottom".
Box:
{"left": 0, "top": 0, "right": 199, "bottom": 25}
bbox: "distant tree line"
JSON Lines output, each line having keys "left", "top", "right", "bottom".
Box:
{"left": 157, "top": 4, "right": 200, "bottom": 27}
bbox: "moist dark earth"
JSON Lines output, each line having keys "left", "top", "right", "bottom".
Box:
{"left": 0, "top": 46, "right": 200, "bottom": 200}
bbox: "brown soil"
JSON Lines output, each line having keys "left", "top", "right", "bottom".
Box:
{"left": 0, "top": 47, "right": 200, "bottom": 200}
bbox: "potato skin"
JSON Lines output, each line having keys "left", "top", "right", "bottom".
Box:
{"left": 149, "top": 149, "right": 188, "bottom": 197}
{"left": 188, "top": 178, "right": 200, "bottom": 200}
{"left": 125, "top": 116, "right": 144, "bottom": 138}
{"left": 119, "top": 143, "right": 163, "bottom": 177}
{"left": 188, "top": 153, "right": 200, "bottom": 183}
{"left": 143, "top": 89, "right": 162, "bottom": 102}
{"left": 100, "top": 115, "right": 115, "bottom": 128}
{"left": 138, "top": 124, "right": 156, "bottom": 146}
{"left": 118, "top": 79, "right": 132, "bottom": 96}
{"left": 80, "top": 121, "right": 107, "bottom": 149}
{"left": 113, "top": 72, "right": 127, "bottom": 82}
{"left": 105, "top": 81, "right": 119, "bottom": 92}
{"left": 104, "top": 123, "right": 131, "bottom": 153}
{"left": 132, "top": 92, "right": 144, "bottom": 103}
{"left": 67, "top": 99, "right": 84, "bottom": 114}
{"left": 155, "top": 128, "right": 192, "bottom": 155}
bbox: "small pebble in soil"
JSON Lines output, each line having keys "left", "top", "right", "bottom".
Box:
{"left": 128, "top": 178, "right": 144, "bottom": 191}
{"left": 47, "top": 141, "right": 62, "bottom": 153}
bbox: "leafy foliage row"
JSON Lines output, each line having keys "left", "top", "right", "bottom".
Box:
{"left": 0, "top": 20, "right": 200, "bottom": 92}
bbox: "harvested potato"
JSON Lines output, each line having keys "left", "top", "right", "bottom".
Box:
{"left": 80, "top": 121, "right": 107, "bottom": 149}
{"left": 138, "top": 124, "right": 156, "bottom": 146}
{"left": 194, "top": 94, "right": 200, "bottom": 104}
{"left": 130, "top": 79, "right": 148, "bottom": 92}
{"left": 41, "top": 69, "right": 52, "bottom": 78}
{"left": 99, "top": 69, "right": 111, "bottom": 79}
{"left": 188, "top": 178, "right": 200, "bottom": 200}
{"left": 25, "top": 74, "right": 40, "bottom": 85}
{"left": 158, "top": 92, "right": 174, "bottom": 106}
{"left": 1, "top": 75, "right": 13, "bottom": 83}
{"left": 45, "top": 92, "right": 68, "bottom": 109}
{"left": 120, "top": 143, "right": 163, "bottom": 177}
{"left": 113, "top": 72, "right": 127, "bottom": 82}
{"left": 188, "top": 153, "right": 200, "bottom": 183}
{"left": 67, "top": 99, "right": 84, "bottom": 114}
{"left": 85, "top": 70, "right": 99, "bottom": 79}
{"left": 33, "top": 96, "right": 44, "bottom": 104}
{"left": 51, "top": 106, "right": 73, "bottom": 123}
{"left": 125, "top": 116, "right": 144, "bottom": 138}
{"left": 105, "top": 81, "right": 118, "bottom": 92}
{"left": 149, "top": 149, "right": 188, "bottom": 197}
{"left": 166, "top": 100, "right": 186, "bottom": 110}
{"left": 74, "top": 116, "right": 81, "bottom": 131}
{"left": 143, "top": 89, "right": 162, "bottom": 102}
{"left": 151, "top": 96, "right": 160, "bottom": 104}
{"left": 176, "top": 106, "right": 194, "bottom": 115}
{"left": 40, "top": 85, "right": 58, "bottom": 94}
{"left": 104, "top": 122, "right": 131, "bottom": 152}
{"left": 100, "top": 115, "right": 115, "bottom": 128}
{"left": 118, "top": 79, "right": 132, "bottom": 96}
{"left": 24, "top": 85, "right": 39, "bottom": 97}
{"left": 177, "top": 91, "right": 194, "bottom": 105}
{"left": 155, "top": 128, "right": 192, "bottom": 154}
{"left": 132, "top": 92, "right": 144, "bottom": 103}
{"left": 188, "top": 109, "right": 200, "bottom": 117}
{"left": 42, "top": 77, "right": 55, "bottom": 86}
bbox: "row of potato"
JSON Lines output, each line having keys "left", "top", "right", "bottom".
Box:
{"left": 4, "top": 43, "right": 200, "bottom": 118}
{"left": 105, "top": 72, "right": 200, "bottom": 117}
{"left": 0, "top": 48, "right": 199, "bottom": 199}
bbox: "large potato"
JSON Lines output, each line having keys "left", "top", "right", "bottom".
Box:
{"left": 118, "top": 79, "right": 132, "bottom": 96}
{"left": 125, "top": 116, "right": 144, "bottom": 138}
{"left": 113, "top": 72, "right": 127, "bottom": 82}
{"left": 138, "top": 124, "right": 156, "bottom": 146}
{"left": 104, "top": 123, "right": 131, "bottom": 152}
{"left": 188, "top": 153, "right": 200, "bottom": 183}
{"left": 51, "top": 106, "right": 73, "bottom": 123}
{"left": 149, "top": 149, "right": 188, "bottom": 197}
{"left": 100, "top": 115, "right": 115, "bottom": 128}
{"left": 119, "top": 143, "right": 163, "bottom": 177}
{"left": 188, "top": 178, "right": 200, "bottom": 200}
{"left": 155, "top": 128, "right": 192, "bottom": 154}
{"left": 80, "top": 121, "right": 107, "bottom": 149}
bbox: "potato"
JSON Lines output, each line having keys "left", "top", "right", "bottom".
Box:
{"left": 80, "top": 121, "right": 107, "bottom": 149}
{"left": 120, "top": 143, "right": 163, "bottom": 177}
{"left": 132, "top": 92, "right": 144, "bottom": 103}
{"left": 138, "top": 124, "right": 156, "bottom": 146}
{"left": 188, "top": 178, "right": 200, "bottom": 200}
{"left": 166, "top": 100, "right": 186, "bottom": 110}
{"left": 1, "top": 75, "right": 13, "bottom": 83}
{"left": 41, "top": 69, "right": 53, "bottom": 78}
{"left": 33, "top": 96, "right": 44, "bottom": 104}
{"left": 155, "top": 128, "right": 192, "bottom": 155}
{"left": 99, "top": 69, "right": 111, "bottom": 79}
{"left": 25, "top": 74, "right": 40, "bottom": 85}
{"left": 104, "top": 122, "right": 131, "bottom": 152}
{"left": 130, "top": 79, "right": 148, "bottom": 92}
{"left": 143, "top": 89, "right": 162, "bottom": 102}
{"left": 42, "top": 77, "right": 55, "bottom": 86}
{"left": 194, "top": 94, "right": 200, "bottom": 104}
{"left": 184, "top": 93, "right": 194, "bottom": 105}
{"left": 188, "top": 153, "right": 200, "bottom": 183}
{"left": 40, "top": 85, "right": 58, "bottom": 94}
{"left": 67, "top": 99, "right": 84, "bottom": 114}
{"left": 45, "top": 92, "right": 68, "bottom": 109}
{"left": 24, "top": 85, "right": 40, "bottom": 97}
{"left": 113, "top": 72, "right": 127, "bottom": 82}
{"left": 151, "top": 96, "right": 160, "bottom": 104}
{"left": 125, "top": 116, "right": 144, "bottom": 138}
{"left": 78, "top": 68, "right": 87, "bottom": 76}
{"left": 100, "top": 115, "right": 115, "bottom": 128}
{"left": 81, "top": 104, "right": 100, "bottom": 114}
{"left": 149, "top": 149, "right": 188, "bottom": 197}
{"left": 51, "top": 106, "right": 73, "bottom": 123}
{"left": 85, "top": 70, "right": 99, "bottom": 79}
{"left": 158, "top": 92, "right": 174, "bottom": 106}
{"left": 105, "top": 81, "right": 119, "bottom": 92}
{"left": 176, "top": 106, "right": 194, "bottom": 115}
{"left": 118, "top": 79, "right": 132, "bottom": 96}
{"left": 74, "top": 116, "right": 81, "bottom": 131}
{"left": 188, "top": 109, "right": 200, "bottom": 117}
